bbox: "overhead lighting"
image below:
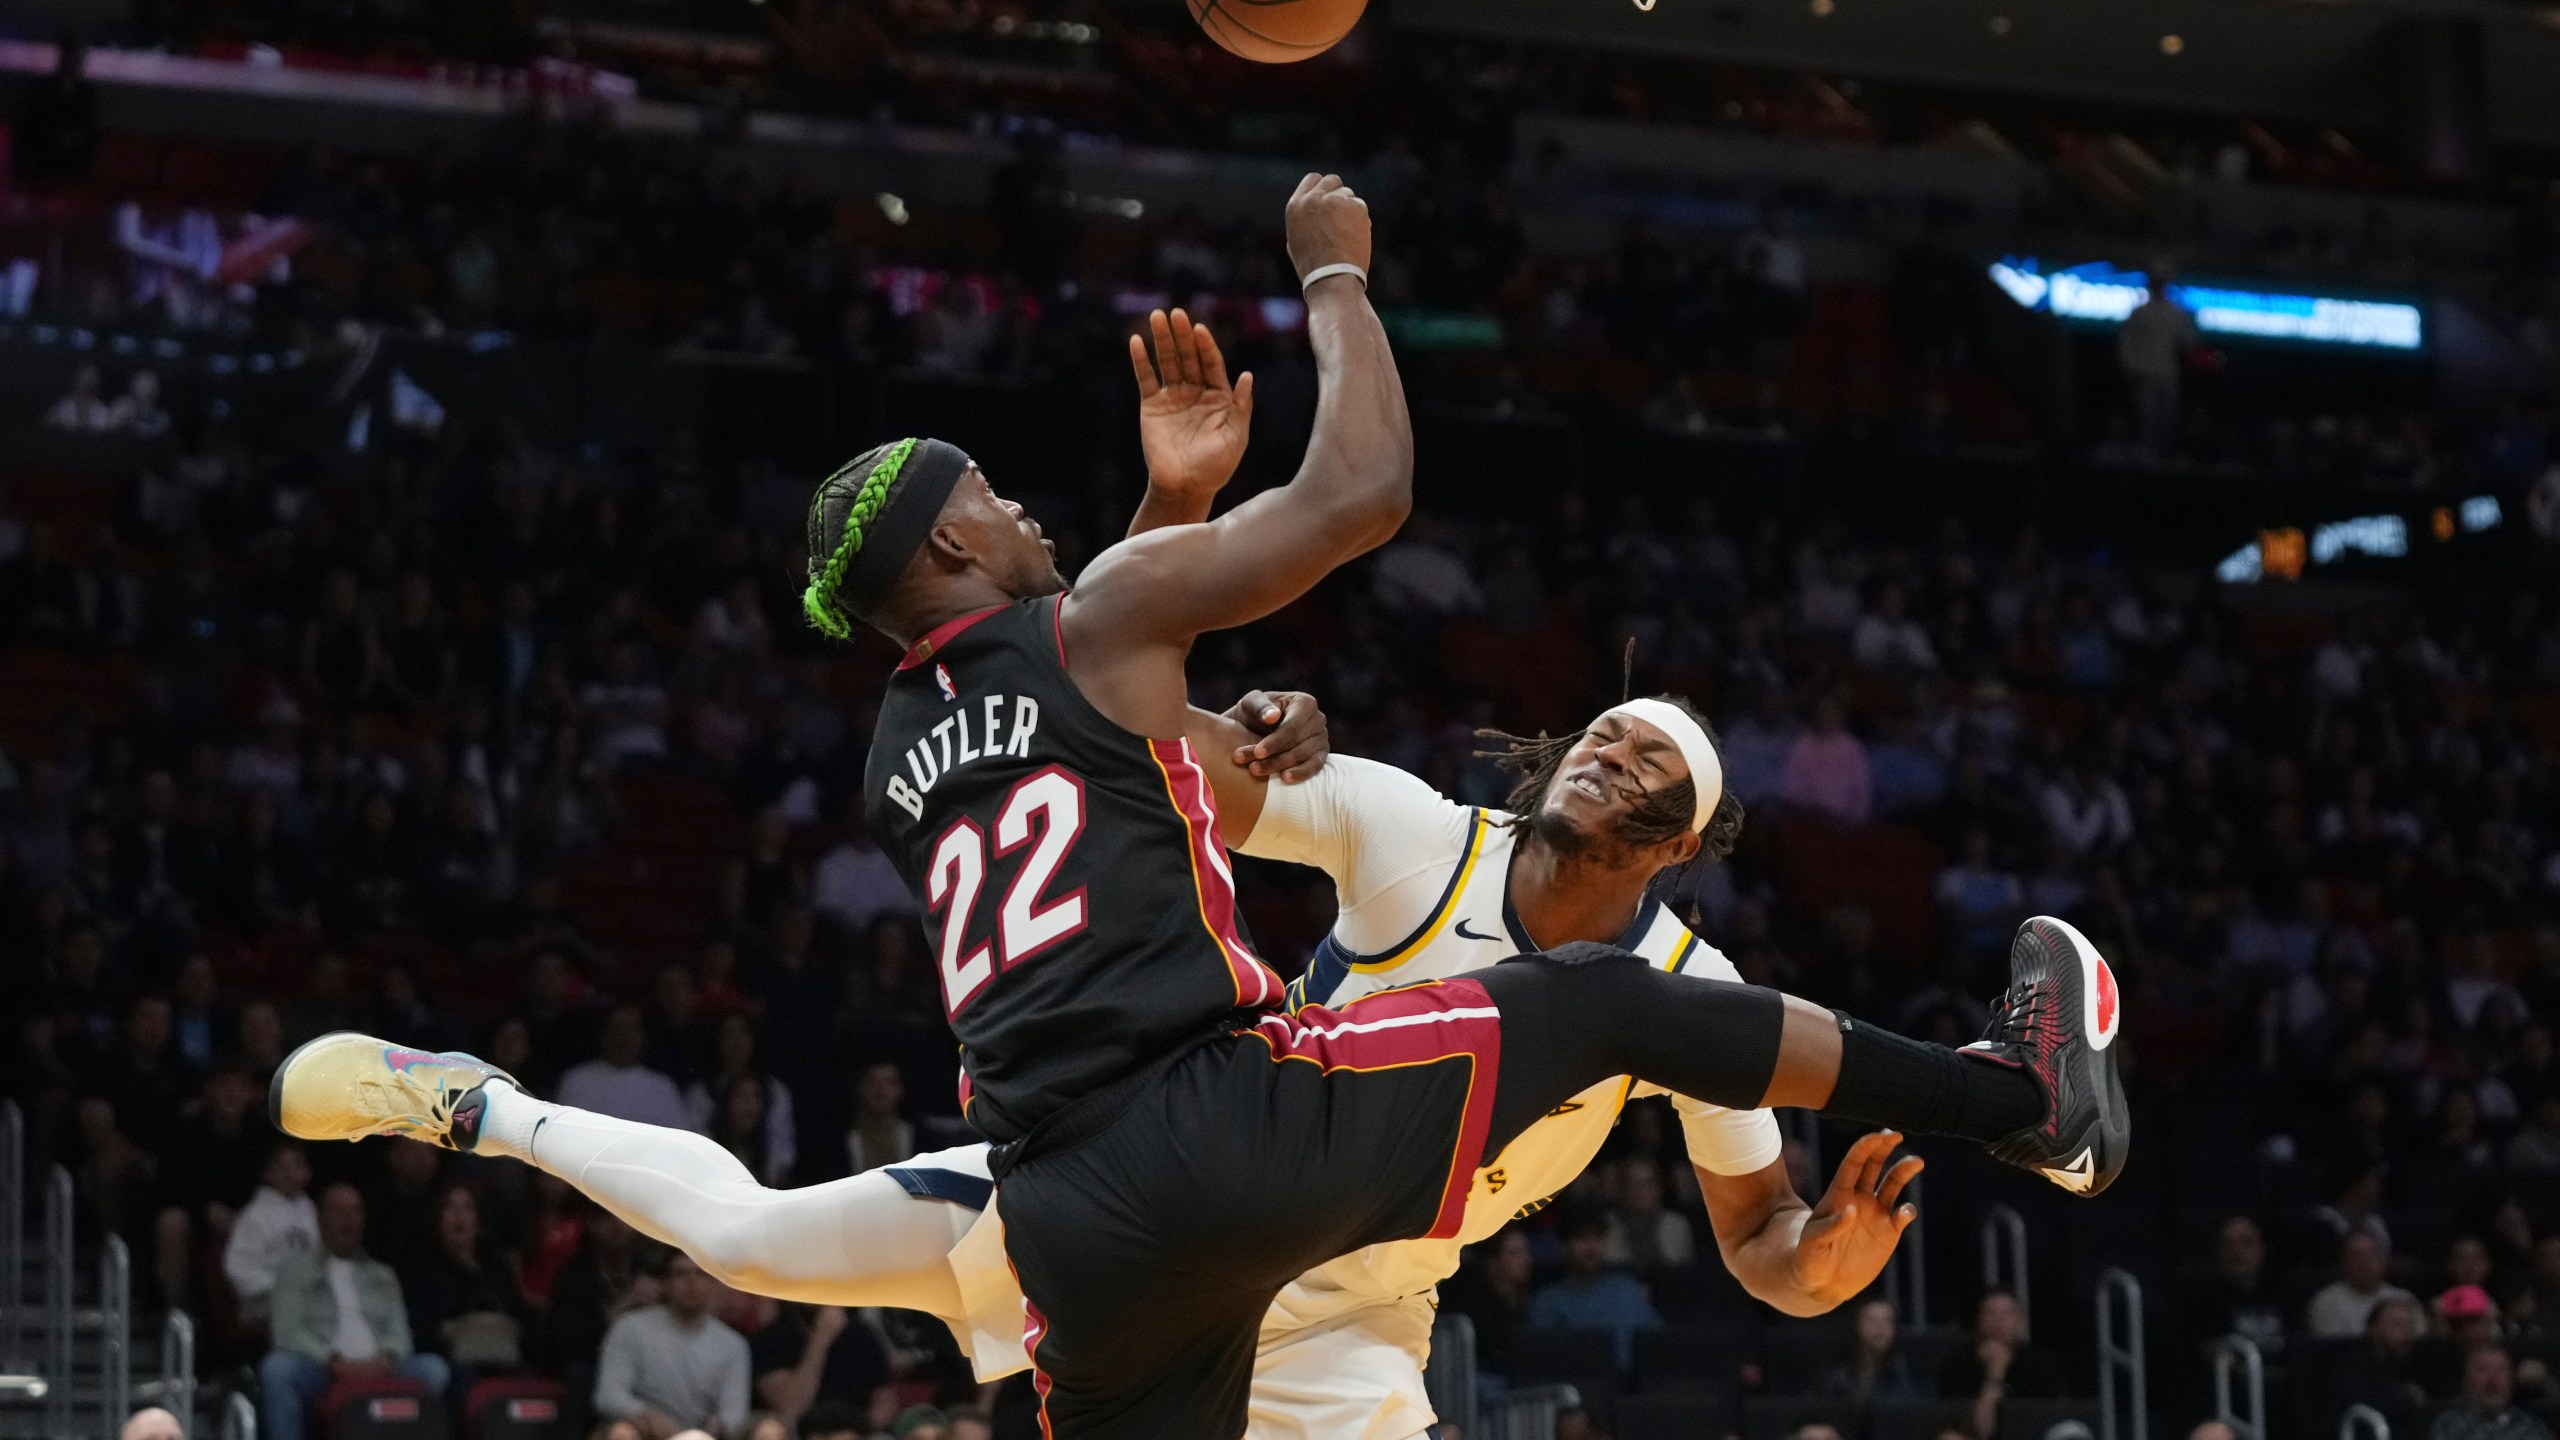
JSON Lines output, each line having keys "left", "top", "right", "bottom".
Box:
{"left": 1811, "top": 0, "right": 1835, "bottom": 16}
{"left": 876, "top": 193, "right": 910, "bottom": 226}
{"left": 1987, "top": 15, "right": 2012, "bottom": 35}
{"left": 2159, "top": 33, "right": 2184, "bottom": 53}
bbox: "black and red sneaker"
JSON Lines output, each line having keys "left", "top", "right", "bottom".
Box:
{"left": 1964, "top": 916, "right": 2129, "bottom": 1196}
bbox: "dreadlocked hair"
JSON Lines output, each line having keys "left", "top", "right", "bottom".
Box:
{"left": 1475, "top": 693, "right": 1747, "bottom": 864}
{"left": 801, "top": 437, "right": 921, "bottom": 640}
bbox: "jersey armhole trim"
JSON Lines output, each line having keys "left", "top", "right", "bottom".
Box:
{"left": 1346, "top": 809, "right": 1491, "bottom": 974}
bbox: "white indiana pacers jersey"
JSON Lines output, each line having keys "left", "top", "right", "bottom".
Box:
{"left": 905, "top": 756, "right": 1779, "bottom": 1440}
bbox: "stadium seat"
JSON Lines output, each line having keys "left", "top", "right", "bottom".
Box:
{"left": 1637, "top": 1319, "right": 1759, "bottom": 1392}
{"left": 1999, "top": 1397, "right": 2100, "bottom": 1440}
{"left": 1760, "top": 1316, "right": 1854, "bottom": 1393}
{"left": 1514, "top": 1329, "right": 1624, "bottom": 1399}
{"left": 1871, "top": 1399, "right": 1983, "bottom": 1440}
{"left": 321, "top": 1374, "right": 448, "bottom": 1440}
{"left": 1616, "top": 1390, "right": 1735, "bottom": 1440}
{"left": 464, "top": 1377, "right": 566, "bottom": 1440}
{"left": 1740, "top": 1394, "right": 1857, "bottom": 1440}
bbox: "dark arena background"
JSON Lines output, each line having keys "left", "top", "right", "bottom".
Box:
{"left": 2, "top": 0, "right": 2559, "bottom": 1433}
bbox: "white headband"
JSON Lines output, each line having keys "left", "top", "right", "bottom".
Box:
{"left": 1597, "top": 699, "right": 1726, "bottom": 834}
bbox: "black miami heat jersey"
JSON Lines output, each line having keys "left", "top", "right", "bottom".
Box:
{"left": 862, "top": 595, "right": 1285, "bottom": 1143}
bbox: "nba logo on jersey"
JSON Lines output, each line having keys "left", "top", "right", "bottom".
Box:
{"left": 935, "top": 664, "right": 958, "bottom": 702}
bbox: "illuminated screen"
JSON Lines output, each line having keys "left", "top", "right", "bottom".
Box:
{"left": 1988, "top": 258, "right": 2424, "bottom": 352}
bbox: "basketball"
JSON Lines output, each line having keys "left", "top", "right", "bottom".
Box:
{"left": 1189, "top": 0, "right": 1369, "bottom": 63}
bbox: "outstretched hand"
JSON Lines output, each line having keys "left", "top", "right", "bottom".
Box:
{"left": 1131, "top": 307, "right": 1253, "bottom": 508}
{"left": 1788, "top": 1130, "right": 1923, "bottom": 1307}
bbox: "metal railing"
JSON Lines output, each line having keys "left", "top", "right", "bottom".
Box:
{"left": 1479, "top": 1385, "right": 1580, "bottom": 1440}
{"left": 1882, "top": 1175, "right": 1928, "bottom": 1328}
{"left": 2342, "top": 1403, "right": 2392, "bottom": 1440}
{"left": 223, "top": 1391, "right": 258, "bottom": 1440}
{"left": 141, "top": 1311, "right": 198, "bottom": 1436}
{"left": 1981, "top": 1204, "right": 2030, "bottom": 1336}
{"left": 1, "top": 1101, "right": 21, "bottom": 1367}
{"left": 2096, "top": 1269, "right": 2147, "bottom": 1440}
{"left": 46, "top": 1167, "right": 73, "bottom": 1440}
{"left": 1425, "top": 1313, "right": 1479, "bottom": 1440}
{"left": 101, "top": 1236, "right": 132, "bottom": 1440}
{"left": 2214, "top": 1334, "right": 2267, "bottom": 1440}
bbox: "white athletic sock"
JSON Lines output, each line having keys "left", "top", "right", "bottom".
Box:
{"left": 471, "top": 1077, "right": 560, "bottom": 1163}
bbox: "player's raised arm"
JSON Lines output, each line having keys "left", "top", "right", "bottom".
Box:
{"left": 1068, "top": 173, "right": 1410, "bottom": 647}
{"left": 1126, "top": 308, "right": 1253, "bottom": 537}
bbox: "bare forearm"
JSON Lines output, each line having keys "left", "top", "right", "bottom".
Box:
{"left": 1296, "top": 279, "right": 1412, "bottom": 544}
{"left": 1714, "top": 1186, "right": 1830, "bottom": 1317}
{"left": 1129, "top": 487, "right": 1216, "bottom": 537}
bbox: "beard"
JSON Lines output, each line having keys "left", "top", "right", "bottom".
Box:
{"left": 1525, "top": 800, "right": 1649, "bottom": 869}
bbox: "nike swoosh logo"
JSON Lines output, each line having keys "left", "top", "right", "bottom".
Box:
{"left": 1453, "top": 919, "right": 1501, "bottom": 942}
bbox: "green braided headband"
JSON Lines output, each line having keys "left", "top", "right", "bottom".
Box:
{"left": 802, "top": 437, "right": 920, "bottom": 640}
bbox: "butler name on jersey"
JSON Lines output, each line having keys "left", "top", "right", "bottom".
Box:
{"left": 861, "top": 595, "right": 1284, "bottom": 1144}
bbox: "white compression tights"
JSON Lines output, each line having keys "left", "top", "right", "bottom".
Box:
{"left": 475, "top": 1080, "right": 974, "bottom": 1319}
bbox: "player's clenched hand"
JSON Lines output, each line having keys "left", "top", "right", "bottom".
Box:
{"left": 1132, "top": 307, "right": 1253, "bottom": 504}
{"left": 1226, "top": 689, "right": 1329, "bottom": 783}
{"left": 1284, "top": 173, "right": 1370, "bottom": 285}
{"left": 1787, "top": 1130, "right": 1922, "bottom": 1307}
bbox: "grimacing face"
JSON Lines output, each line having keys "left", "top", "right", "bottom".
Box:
{"left": 1535, "top": 712, "right": 1697, "bottom": 857}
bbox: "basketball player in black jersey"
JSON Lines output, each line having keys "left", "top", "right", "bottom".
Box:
{"left": 793, "top": 174, "right": 2128, "bottom": 1438}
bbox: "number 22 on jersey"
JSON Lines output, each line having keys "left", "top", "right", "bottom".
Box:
{"left": 923, "top": 765, "right": 1090, "bottom": 1017}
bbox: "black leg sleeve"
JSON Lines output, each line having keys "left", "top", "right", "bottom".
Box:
{"left": 1470, "top": 942, "right": 1786, "bottom": 1158}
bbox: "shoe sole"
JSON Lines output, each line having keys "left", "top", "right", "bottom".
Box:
{"left": 2024, "top": 915, "right": 2128, "bottom": 1195}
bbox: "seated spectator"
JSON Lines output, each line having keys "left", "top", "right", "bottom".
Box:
{"left": 796, "top": 1402, "right": 861, "bottom": 1440}
{"left": 2431, "top": 1346, "right": 2551, "bottom": 1440}
{"left": 1823, "top": 1297, "right": 1925, "bottom": 1403}
{"left": 1936, "top": 1288, "right": 2064, "bottom": 1439}
{"left": 1599, "top": 1157, "right": 1695, "bottom": 1278}
{"left": 890, "top": 1406, "right": 951, "bottom": 1440}
{"left": 593, "top": 1252, "right": 750, "bottom": 1440}
{"left": 1441, "top": 1228, "right": 1535, "bottom": 1382}
{"left": 1779, "top": 694, "right": 1873, "bottom": 825}
{"left": 684, "top": 1015, "right": 796, "bottom": 1186}
{"left": 1852, "top": 585, "right": 1938, "bottom": 674}
{"left": 2332, "top": 1296, "right": 2430, "bottom": 1435}
{"left": 1936, "top": 829, "right": 2025, "bottom": 963}
{"left": 225, "top": 1143, "right": 317, "bottom": 1322}
{"left": 46, "top": 364, "right": 117, "bottom": 432}
{"left": 157, "top": 1057, "right": 266, "bottom": 1312}
{"left": 810, "top": 805, "right": 915, "bottom": 937}
{"left": 548, "top": 1209, "right": 658, "bottom": 1405}
{"left": 751, "top": 1304, "right": 888, "bottom": 1430}
{"left": 258, "top": 1184, "right": 451, "bottom": 1440}
{"left": 559, "top": 1005, "right": 690, "bottom": 1130}
{"left": 121, "top": 1409, "right": 184, "bottom": 1440}
{"left": 1527, "top": 1209, "right": 1662, "bottom": 1372}
{"left": 2308, "top": 1232, "right": 2419, "bottom": 1340}
{"left": 741, "top": 1414, "right": 788, "bottom": 1440}
{"left": 845, "top": 1061, "right": 916, "bottom": 1174}
{"left": 2173, "top": 1216, "right": 2290, "bottom": 1364}
{"left": 401, "top": 1183, "right": 525, "bottom": 1377}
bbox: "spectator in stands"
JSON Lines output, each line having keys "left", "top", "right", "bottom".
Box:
{"left": 1443, "top": 1228, "right": 1536, "bottom": 1384}
{"left": 46, "top": 365, "right": 119, "bottom": 433}
{"left": 593, "top": 1252, "right": 751, "bottom": 1440}
{"left": 2037, "top": 753, "right": 2133, "bottom": 859}
{"left": 2309, "top": 1231, "right": 2420, "bottom": 1339}
{"left": 258, "top": 1183, "right": 451, "bottom": 1440}
{"left": 844, "top": 1060, "right": 916, "bottom": 1174}
{"left": 1599, "top": 1156, "right": 1695, "bottom": 1277}
{"left": 750, "top": 1302, "right": 889, "bottom": 1430}
{"left": 401, "top": 1183, "right": 525, "bottom": 1382}
{"left": 1853, "top": 586, "right": 1939, "bottom": 675}
{"left": 560, "top": 1004, "right": 689, "bottom": 1130}
{"left": 121, "top": 1408, "right": 183, "bottom": 1440}
{"left": 2431, "top": 1346, "right": 2551, "bottom": 1440}
{"left": 2116, "top": 275, "right": 2195, "bottom": 456}
{"left": 157, "top": 1058, "right": 266, "bottom": 1309}
{"left": 225, "top": 1142, "right": 317, "bottom": 1321}
{"left": 2174, "top": 1216, "right": 2289, "bottom": 1366}
{"left": 811, "top": 805, "right": 915, "bottom": 938}
{"left": 1528, "top": 1209, "right": 1662, "bottom": 1372}
{"left": 1779, "top": 694, "right": 1873, "bottom": 826}
{"left": 1823, "top": 1297, "right": 1925, "bottom": 1404}
{"left": 1937, "top": 1288, "right": 2063, "bottom": 1439}
{"left": 889, "top": 1405, "right": 951, "bottom": 1440}
{"left": 795, "top": 1402, "right": 861, "bottom": 1440}
{"left": 2329, "top": 1295, "right": 2431, "bottom": 1434}
{"left": 686, "top": 1015, "right": 795, "bottom": 1185}
{"left": 1936, "top": 829, "right": 2026, "bottom": 965}
{"left": 549, "top": 1209, "right": 657, "bottom": 1409}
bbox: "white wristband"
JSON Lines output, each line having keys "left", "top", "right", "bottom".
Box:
{"left": 1300, "top": 262, "right": 1367, "bottom": 292}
